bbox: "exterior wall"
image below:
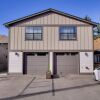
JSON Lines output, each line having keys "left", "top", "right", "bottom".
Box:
{"left": 80, "top": 52, "right": 93, "bottom": 73}
{"left": 9, "top": 15, "right": 93, "bottom": 51}
{"left": 8, "top": 12, "right": 94, "bottom": 74}
{"left": 9, "top": 52, "right": 23, "bottom": 73}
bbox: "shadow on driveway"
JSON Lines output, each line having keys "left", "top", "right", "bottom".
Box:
{"left": 0, "top": 77, "right": 100, "bottom": 100}
{"left": 19, "top": 77, "right": 36, "bottom": 95}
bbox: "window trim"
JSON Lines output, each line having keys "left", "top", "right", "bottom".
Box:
{"left": 59, "top": 25, "right": 77, "bottom": 40}
{"left": 25, "top": 26, "right": 43, "bottom": 41}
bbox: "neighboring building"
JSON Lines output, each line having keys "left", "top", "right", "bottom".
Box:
{"left": 4, "top": 8, "right": 97, "bottom": 76}
{"left": 0, "top": 35, "right": 8, "bottom": 72}
{"left": 94, "top": 36, "right": 100, "bottom": 68}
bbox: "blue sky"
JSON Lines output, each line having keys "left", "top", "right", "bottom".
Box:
{"left": 0, "top": 0, "right": 100, "bottom": 35}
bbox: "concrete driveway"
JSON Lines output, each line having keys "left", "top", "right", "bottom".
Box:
{"left": 0, "top": 74, "right": 100, "bottom": 100}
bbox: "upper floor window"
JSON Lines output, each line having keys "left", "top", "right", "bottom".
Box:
{"left": 25, "top": 26, "right": 42, "bottom": 40}
{"left": 59, "top": 26, "right": 77, "bottom": 40}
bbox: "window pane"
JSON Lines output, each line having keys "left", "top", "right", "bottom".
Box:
{"left": 26, "top": 33, "right": 33, "bottom": 40}
{"left": 60, "top": 26, "right": 76, "bottom": 40}
{"left": 60, "top": 26, "right": 76, "bottom": 34}
{"left": 33, "top": 27, "right": 38, "bottom": 33}
{"left": 33, "top": 27, "right": 42, "bottom": 33}
{"left": 70, "top": 27, "right": 75, "bottom": 33}
{"left": 34, "top": 34, "right": 42, "bottom": 40}
{"left": 60, "top": 27, "right": 67, "bottom": 33}
{"left": 68, "top": 34, "right": 76, "bottom": 39}
{"left": 37, "top": 27, "right": 42, "bottom": 33}
{"left": 67, "top": 27, "right": 71, "bottom": 33}
{"left": 26, "top": 27, "right": 33, "bottom": 33}
{"left": 60, "top": 34, "right": 68, "bottom": 40}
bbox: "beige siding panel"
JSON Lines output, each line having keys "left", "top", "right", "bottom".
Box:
{"left": 51, "top": 27, "right": 55, "bottom": 50}
{"left": 62, "top": 41, "right": 65, "bottom": 50}
{"left": 47, "top": 13, "right": 52, "bottom": 24}
{"left": 43, "top": 14, "right": 48, "bottom": 24}
{"left": 43, "top": 27, "right": 48, "bottom": 50}
{"left": 25, "top": 41, "right": 29, "bottom": 50}
{"left": 29, "top": 20, "right": 33, "bottom": 25}
{"left": 32, "top": 41, "right": 37, "bottom": 50}
{"left": 47, "top": 27, "right": 51, "bottom": 50}
{"left": 54, "top": 13, "right": 59, "bottom": 24}
{"left": 50, "top": 27, "right": 53, "bottom": 49}
{"left": 65, "top": 17, "right": 70, "bottom": 24}
{"left": 17, "top": 27, "right": 22, "bottom": 50}
{"left": 73, "top": 41, "right": 78, "bottom": 50}
{"left": 28, "top": 41, "right": 32, "bottom": 50}
{"left": 70, "top": 18, "right": 79, "bottom": 25}
{"left": 77, "top": 27, "right": 81, "bottom": 50}
{"left": 84, "top": 27, "right": 89, "bottom": 50}
{"left": 15, "top": 12, "right": 88, "bottom": 26}
{"left": 54, "top": 27, "right": 59, "bottom": 50}
{"left": 24, "top": 20, "right": 30, "bottom": 25}
{"left": 40, "top": 41, "right": 44, "bottom": 50}
{"left": 69, "top": 41, "right": 74, "bottom": 50}
{"left": 69, "top": 18, "right": 73, "bottom": 24}
{"left": 14, "top": 27, "right": 18, "bottom": 50}
{"left": 36, "top": 41, "right": 43, "bottom": 50}
{"left": 40, "top": 15, "right": 44, "bottom": 25}
{"left": 80, "top": 27, "right": 85, "bottom": 50}
{"left": 65, "top": 41, "right": 70, "bottom": 50}
{"left": 10, "top": 27, "right": 15, "bottom": 50}
{"left": 32, "top": 18, "right": 37, "bottom": 24}
{"left": 59, "top": 41, "right": 63, "bottom": 50}
{"left": 51, "top": 13, "right": 55, "bottom": 25}
{"left": 21, "top": 27, "right": 26, "bottom": 50}
{"left": 26, "top": 20, "right": 30, "bottom": 25}
{"left": 36, "top": 17, "right": 41, "bottom": 24}
{"left": 58, "top": 14, "right": 62, "bottom": 24}
{"left": 60, "top": 14, "right": 65, "bottom": 24}
{"left": 88, "top": 26, "right": 93, "bottom": 50}
{"left": 36, "top": 41, "right": 40, "bottom": 50}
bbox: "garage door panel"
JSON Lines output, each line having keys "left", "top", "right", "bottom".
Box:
{"left": 26, "top": 53, "right": 48, "bottom": 74}
{"left": 55, "top": 52, "right": 79, "bottom": 76}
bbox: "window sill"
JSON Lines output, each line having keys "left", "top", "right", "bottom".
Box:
{"left": 25, "top": 39, "right": 43, "bottom": 41}
{"left": 59, "top": 39, "right": 77, "bottom": 41}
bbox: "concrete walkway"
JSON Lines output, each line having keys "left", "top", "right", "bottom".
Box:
{"left": 0, "top": 75, "right": 100, "bottom": 100}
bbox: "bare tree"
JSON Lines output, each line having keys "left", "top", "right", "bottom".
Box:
{"left": 84, "top": 15, "right": 91, "bottom": 21}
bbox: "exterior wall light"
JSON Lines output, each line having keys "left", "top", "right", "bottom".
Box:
{"left": 15, "top": 52, "right": 19, "bottom": 56}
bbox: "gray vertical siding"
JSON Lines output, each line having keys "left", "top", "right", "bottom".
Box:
{"left": 9, "top": 12, "right": 93, "bottom": 51}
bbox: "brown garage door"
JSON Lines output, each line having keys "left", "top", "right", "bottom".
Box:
{"left": 25, "top": 52, "right": 48, "bottom": 75}
{"left": 54, "top": 52, "right": 79, "bottom": 76}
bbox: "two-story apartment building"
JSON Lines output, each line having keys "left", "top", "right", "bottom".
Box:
{"left": 4, "top": 8, "right": 97, "bottom": 76}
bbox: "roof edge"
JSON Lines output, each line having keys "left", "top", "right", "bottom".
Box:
{"left": 4, "top": 8, "right": 98, "bottom": 27}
